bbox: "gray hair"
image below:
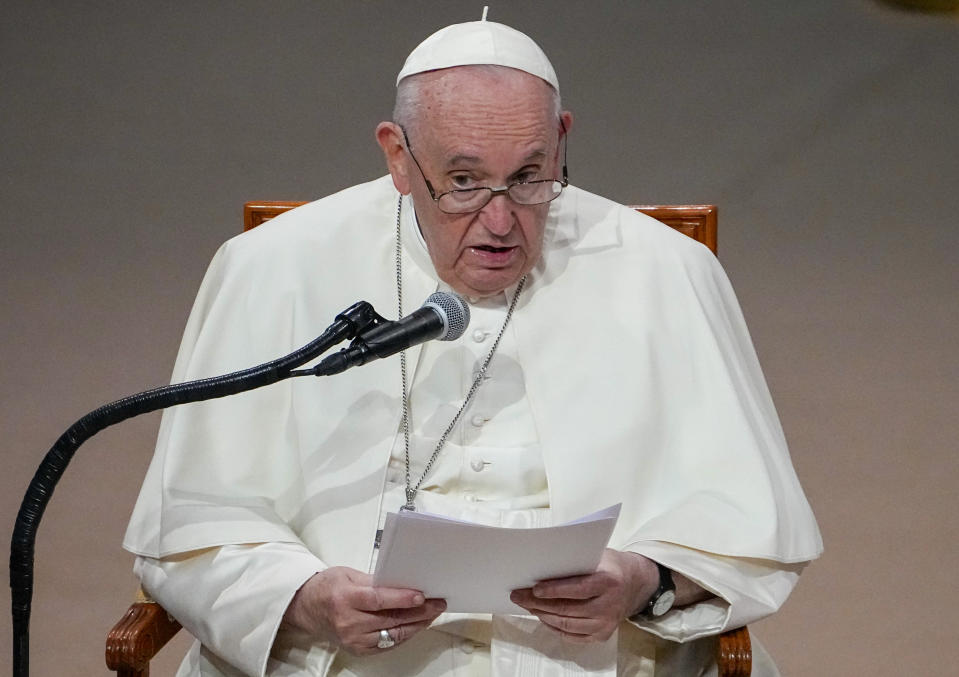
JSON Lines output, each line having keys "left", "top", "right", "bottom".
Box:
{"left": 393, "top": 64, "right": 562, "bottom": 135}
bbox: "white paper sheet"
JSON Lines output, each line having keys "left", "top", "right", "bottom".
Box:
{"left": 372, "top": 504, "right": 621, "bottom": 614}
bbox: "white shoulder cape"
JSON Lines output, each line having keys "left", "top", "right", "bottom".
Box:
{"left": 124, "top": 175, "right": 822, "bottom": 570}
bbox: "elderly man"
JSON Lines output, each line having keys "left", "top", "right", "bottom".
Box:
{"left": 125, "top": 18, "right": 821, "bottom": 677}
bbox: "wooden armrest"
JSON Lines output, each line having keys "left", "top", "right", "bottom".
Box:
{"left": 105, "top": 600, "right": 182, "bottom": 676}
{"left": 717, "top": 625, "right": 752, "bottom": 677}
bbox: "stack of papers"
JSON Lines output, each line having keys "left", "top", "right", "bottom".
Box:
{"left": 372, "top": 504, "right": 621, "bottom": 614}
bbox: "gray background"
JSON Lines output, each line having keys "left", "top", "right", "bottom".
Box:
{"left": 2, "top": 1, "right": 957, "bottom": 674}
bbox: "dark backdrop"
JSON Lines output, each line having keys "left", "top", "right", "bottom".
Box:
{"left": 2, "top": 2, "right": 957, "bottom": 674}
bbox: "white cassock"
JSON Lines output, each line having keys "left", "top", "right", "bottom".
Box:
{"left": 125, "top": 176, "right": 822, "bottom": 676}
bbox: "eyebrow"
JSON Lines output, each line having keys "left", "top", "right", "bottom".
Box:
{"left": 444, "top": 148, "right": 548, "bottom": 169}
{"left": 445, "top": 154, "right": 483, "bottom": 166}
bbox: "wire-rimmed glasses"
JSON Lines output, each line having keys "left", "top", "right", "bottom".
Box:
{"left": 400, "top": 124, "right": 569, "bottom": 215}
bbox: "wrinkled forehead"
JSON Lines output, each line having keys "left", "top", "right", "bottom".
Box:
{"left": 411, "top": 66, "right": 557, "bottom": 140}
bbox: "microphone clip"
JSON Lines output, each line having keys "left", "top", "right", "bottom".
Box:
{"left": 294, "top": 291, "right": 468, "bottom": 378}
{"left": 293, "top": 305, "right": 390, "bottom": 378}
{"left": 335, "top": 301, "right": 387, "bottom": 339}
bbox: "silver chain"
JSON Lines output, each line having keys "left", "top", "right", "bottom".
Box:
{"left": 394, "top": 195, "right": 526, "bottom": 511}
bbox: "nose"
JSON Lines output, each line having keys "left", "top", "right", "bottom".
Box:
{"left": 478, "top": 192, "right": 514, "bottom": 236}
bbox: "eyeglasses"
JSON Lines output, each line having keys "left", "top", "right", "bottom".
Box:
{"left": 399, "top": 124, "right": 569, "bottom": 215}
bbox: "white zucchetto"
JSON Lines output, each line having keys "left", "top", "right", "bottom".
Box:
{"left": 396, "top": 19, "right": 559, "bottom": 92}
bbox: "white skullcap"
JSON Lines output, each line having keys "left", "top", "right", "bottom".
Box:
{"left": 396, "top": 20, "right": 559, "bottom": 92}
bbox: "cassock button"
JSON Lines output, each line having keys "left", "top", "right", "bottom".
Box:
{"left": 470, "top": 415, "right": 487, "bottom": 427}
{"left": 472, "top": 329, "right": 488, "bottom": 343}
{"left": 467, "top": 296, "right": 480, "bottom": 304}
{"left": 463, "top": 493, "right": 477, "bottom": 502}
{"left": 470, "top": 459, "right": 486, "bottom": 472}
{"left": 459, "top": 639, "right": 476, "bottom": 654}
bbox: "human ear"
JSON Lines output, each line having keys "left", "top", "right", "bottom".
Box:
{"left": 375, "top": 122, "right": 412, "bottom": 195}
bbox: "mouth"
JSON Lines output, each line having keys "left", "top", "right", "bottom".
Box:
{"left": 467, "top": 244, "right": 520, "bottom": 267}
{"left": 473, "top": 244, "right": 516, "bottom": 254}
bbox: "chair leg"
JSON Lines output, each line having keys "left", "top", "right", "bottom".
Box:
{"left": 115, "top": 669, "right": 147, "bottom": 677}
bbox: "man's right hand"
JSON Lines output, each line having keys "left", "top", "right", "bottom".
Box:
{"left": 281, "top": 567, "right": 446, "bottom": 655}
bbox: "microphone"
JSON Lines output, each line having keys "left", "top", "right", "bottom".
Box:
{"left": 311, "top": 291, "right": 470, "bottom": 376}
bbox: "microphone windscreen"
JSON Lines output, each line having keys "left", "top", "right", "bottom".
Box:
{"left": 424, "top": 292, "right": 470, "bottom": 341}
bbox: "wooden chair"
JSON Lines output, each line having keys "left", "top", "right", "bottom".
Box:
{"left": 106, "top": 200, "right": 750, "bottom": 677}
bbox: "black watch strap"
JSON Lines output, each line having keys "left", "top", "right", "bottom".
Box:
{"left": 630, "top": 561, "right": 677, "bottom": 620}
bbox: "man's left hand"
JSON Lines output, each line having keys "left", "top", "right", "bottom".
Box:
{"left": 509, "top": 549, "right": 659, "bottom": 642}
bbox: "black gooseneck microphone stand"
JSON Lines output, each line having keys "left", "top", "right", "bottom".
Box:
{"left": 9, "top": 300, "right": 382, "bottom": 677}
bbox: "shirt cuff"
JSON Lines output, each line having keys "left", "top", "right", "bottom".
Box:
{"left": 621, "top": 541, "right": 802, "bottom": 643}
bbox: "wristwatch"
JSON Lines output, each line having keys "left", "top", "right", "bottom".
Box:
{"left": 633, "top": 561, "right": 676, "bottom": 619}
